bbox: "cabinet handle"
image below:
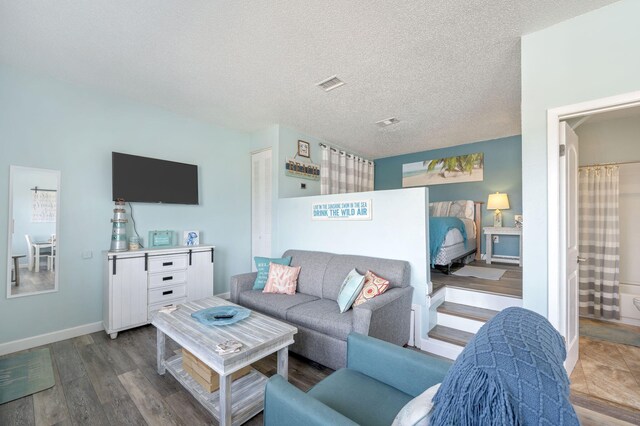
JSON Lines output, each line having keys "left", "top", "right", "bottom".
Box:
{"left": 144, "top": 253, "right": 148, "bottom": 271}
{"left": 211, "top": 248, "right": 215, "bottom": 263}
{"left": 162, "top": 276, "right": 173, "bottom": 282}
{"left": 112, "top": 256, "right": 117, "bottom": 275}
{"left": 163, "top": 261, "right": 173, "bottom": 266}
{"left": 162, "top": 290, "right": 173, "bottom": 296}
{"left": 189, "top": 249, "right": 192, "bottom": 266}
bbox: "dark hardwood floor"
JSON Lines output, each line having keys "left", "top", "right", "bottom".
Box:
{"left": 0, "top": 325, "right": 331, "bottom": 426}
{"left": 0, "top": 324, "right": 634, "bottom": 425}
{"left": 431, "top": 260, "right": 522, "bottom": 298}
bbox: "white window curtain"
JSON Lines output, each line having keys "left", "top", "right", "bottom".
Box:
{"left": 320, "top": 144, "right": 374, "bottom": 195}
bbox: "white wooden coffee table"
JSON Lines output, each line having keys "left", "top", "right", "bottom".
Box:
{"left": 152, "top": 296, "right": 297, "bottom": 426}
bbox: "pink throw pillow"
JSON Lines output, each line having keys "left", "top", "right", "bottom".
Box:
{"left": 263, "top": 263, "right": 301, "bottom": 295}
{"left": 353, "top": 271, "right": 390, "bottom": 307}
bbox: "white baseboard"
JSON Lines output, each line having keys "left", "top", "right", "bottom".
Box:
{"left": 0, "top": 321, "right": 104, "bottom": 356}
{"left": 215, "top": 292, "right": 231, "bottom": 300}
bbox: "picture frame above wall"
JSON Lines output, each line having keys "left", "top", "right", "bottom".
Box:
{"left": 402, "top": 152, "right": 484, "bottom": 187}
{"left": 297, "top": 140, "right": 310, "bottom": 158}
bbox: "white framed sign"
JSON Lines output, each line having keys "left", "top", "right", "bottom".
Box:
{"left": 312, "top": 199, "right": 372, "bottom": 221}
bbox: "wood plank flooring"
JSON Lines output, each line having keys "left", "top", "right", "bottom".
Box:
{"left": 0, "top": 324, "right": 634, "bottom": 425}
{"left": 431, "top": 260, "right": 522, "bottom": 298}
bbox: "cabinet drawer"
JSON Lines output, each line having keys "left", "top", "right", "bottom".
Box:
{"left": 148, "top": 284, "right": 187, "bottom": 305}
{"left": 149, "top": 271, "right": 187, "bottom": 289}
{"left": 148, "top": 297, "right": 187, "bottom": 320}
{"left": 148, "top": 255, "right": 188, "bottom": 273}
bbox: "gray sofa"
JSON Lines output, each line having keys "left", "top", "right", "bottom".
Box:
{"left": 230, "top": 249, "right": 413, "bottom": 370}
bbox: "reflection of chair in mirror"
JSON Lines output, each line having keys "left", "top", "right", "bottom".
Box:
{"left": 25, "top": 234, "right": 52, "bottom": 272}
{"left": 47, "top": 234, "right": 57, "bottom": 271}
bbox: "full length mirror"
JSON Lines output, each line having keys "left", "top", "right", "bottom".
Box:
{"left": 7, "top": 166, "right": 60, "bottom": 298}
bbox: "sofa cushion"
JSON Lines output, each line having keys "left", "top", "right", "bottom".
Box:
{"left": 253, "top": 256, "right": 292, "bottom": 290}
{"left": 286, "top": 299, "right": 354, "bottom": 341}
{"left": 322, "top": 255, "right": 410, "bottom": 301}
{"left": 263, "top": 263, "right": 301, "bottom": 295}
{"left": 353, "top": 270, "right": 390, "bottom": 307}
{"left": 308, "top": 368, "right": 413, "bottom": 426}
{"left": 336, "top": 269, "right": 366, "bottom": 313}
{"left": 238, "top": 290, "right": 318, "bottom": 320}
{"left": 282, "top": 250, "right": 334, "bottom": 298}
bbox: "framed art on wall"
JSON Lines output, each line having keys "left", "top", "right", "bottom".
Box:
{"left": 298, "top": 140, "right": 310, "bottom": 158}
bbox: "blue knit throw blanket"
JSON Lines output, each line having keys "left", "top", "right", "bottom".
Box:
{"left": 430, "top": 307, "right": 579, "bottom": 426}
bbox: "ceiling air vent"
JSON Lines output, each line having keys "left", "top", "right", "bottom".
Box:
{"left": 317, "top": 76, "right": 345, "bottom": 92}
{"left": 375, "top": 117, "right": 400, "bottom": 127}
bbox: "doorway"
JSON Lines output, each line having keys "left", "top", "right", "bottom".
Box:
{"left": 251, "top": 148, "right": 273, "bottom": 267}
{"left": 548, "top": 91, "right": 640, "bottom": 411}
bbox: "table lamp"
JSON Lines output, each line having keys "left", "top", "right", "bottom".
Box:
{"left": 487, "top": 192, "right": 510, "bottom": 227}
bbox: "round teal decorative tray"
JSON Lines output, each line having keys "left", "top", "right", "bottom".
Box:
{"left": 190, "top": 306, "right": 251, "bottom": 326}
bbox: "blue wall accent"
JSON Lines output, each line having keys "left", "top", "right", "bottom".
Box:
{"left": 0, "top": 66, "right": 253, "bottom": 344}
{"left": 374, "top": 136, "right": 522, "bottom": 256}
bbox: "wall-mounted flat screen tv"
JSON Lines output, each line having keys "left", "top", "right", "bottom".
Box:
{"left": 112, "top": 152, "right": 199, "bottom": 204}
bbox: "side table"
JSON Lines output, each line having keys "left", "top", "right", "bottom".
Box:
{"left": 484, "top": 227, "right": 522, "bottom": 267}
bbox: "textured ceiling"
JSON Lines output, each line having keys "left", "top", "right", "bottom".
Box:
{"left": 0, "top": 0, "right": 620, "bottom": 158}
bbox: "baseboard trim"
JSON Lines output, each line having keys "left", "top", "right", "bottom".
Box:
{"left": 215, "top": 292, "right": 231, "bottom": 300}
{"left": 0, "top": 321, "right": 104, "bottom": 356}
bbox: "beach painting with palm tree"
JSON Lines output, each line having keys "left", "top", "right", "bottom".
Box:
{"left": 402, "top": 152, "right": 484, "bottom": 187}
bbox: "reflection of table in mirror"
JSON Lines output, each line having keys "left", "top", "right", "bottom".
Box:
{"left": 32, "top": 242, "right": 54, "bottom": 272}
{"left": 11, "top": 255, "right": 26, "bottom": 286}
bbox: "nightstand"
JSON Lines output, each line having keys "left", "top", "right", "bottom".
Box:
{"left": 483, "top": 226, "right": 522, "bottom": 266}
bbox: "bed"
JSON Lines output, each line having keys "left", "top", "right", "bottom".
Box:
{"left": 429, "top": 200, "right": 483, "bottom": 273}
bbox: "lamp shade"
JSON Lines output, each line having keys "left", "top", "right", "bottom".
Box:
{"left": 487, "top": 192, "right": 510, "bottom": 210}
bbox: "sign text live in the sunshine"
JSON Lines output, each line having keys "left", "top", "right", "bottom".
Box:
{"left": 311, "top": 200, "right": 372, "bottom": 221}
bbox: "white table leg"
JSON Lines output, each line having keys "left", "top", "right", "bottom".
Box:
{"left": 485, "top": 234, "right": 492, "bottom": 264}
{"left": 219, "top": 374, "right": 232, "bottom": 426}
{"left": 35, "top": 245, "right": 40, "bottom": 272}
{"left": 156, "top": 328, "right": 166, "bottom": 375}
{"left": 277, "top": 347, "right": 289, "bottom": 381}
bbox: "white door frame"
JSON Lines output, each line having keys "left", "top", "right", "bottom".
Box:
{"left": 546, "top": 90, "right": 640, "bottom": 330}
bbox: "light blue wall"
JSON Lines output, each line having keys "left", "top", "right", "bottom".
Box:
{"left": 0, "top": 66, "right": 253, "bottom": 344}
{"left": 521, "top": 0, "right": 640, "bottom": 315}
{"left": 374, "top": 136, "right": 522, "bottom": 256}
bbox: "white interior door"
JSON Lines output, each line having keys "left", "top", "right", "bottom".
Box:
{"left": 560, "top": 121, "right": 579, "bottom": 374}
{"left": 251, "top": 149, "right": 272, "bottom": 269}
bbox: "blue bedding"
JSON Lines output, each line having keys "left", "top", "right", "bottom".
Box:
{"left": 429, "top": 217, "right": 467, "bottom": 266}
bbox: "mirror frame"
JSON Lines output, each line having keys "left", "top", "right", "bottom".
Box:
{"left": 6, "top": 165, "right": 61, "bottom": 299}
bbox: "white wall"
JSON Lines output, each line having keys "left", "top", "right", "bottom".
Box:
{"left": 619, "top": 164, "right": 640, "bottom": 288}
{"left": 577, "top": 114, "right": 640, "bottom": 166}
{"left": 521, "top": 0, "right": 640, "bottom": 315}
{"left": 275, "top": 188, "right": 431, "bottom": 338}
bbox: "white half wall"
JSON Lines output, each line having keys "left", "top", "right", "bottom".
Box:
{"left": 275, "top": 188, "right": 430, "bottom": 338}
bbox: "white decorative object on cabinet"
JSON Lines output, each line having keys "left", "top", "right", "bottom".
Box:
{"left": 103, "top": 245, "right": 215, "bottom": 339}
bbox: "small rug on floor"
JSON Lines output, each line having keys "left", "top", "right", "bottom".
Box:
{"left": 580, "top": 318, "right": 640, "bottom": 348}
{"left": 452, "top": 265, "right": 506, "bottom": 281}
{"left": 0, "top": 348, "right": 55, "bottom": 404}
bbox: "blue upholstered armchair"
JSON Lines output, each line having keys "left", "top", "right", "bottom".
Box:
{"left": 265, "top": 308, "right": 579, "bottom": 426}
{"left": 264, "top": 333, "right": 452, "bottom": 426}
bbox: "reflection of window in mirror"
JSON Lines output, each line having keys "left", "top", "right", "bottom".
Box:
{"left": 7, "top": 166, "right": 60, "bottom": 298}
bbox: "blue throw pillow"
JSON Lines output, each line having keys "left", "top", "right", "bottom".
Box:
{"left": 336, "top": 269, "right": 366, "bottom": 313}
{"left": 253, "top": 256, "right": 292, "bottom": 290}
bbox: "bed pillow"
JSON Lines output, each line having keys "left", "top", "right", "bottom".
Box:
{"left": 253, "top": 256, "right": 292, "bottom": 290}
{"left": 263, "top": 263, "right": 301, "bottom": 295}
{"left": 336, "top": 269, "right": 366, "bottom": 313}
{"left": 353, "top": 271, "right": 390, "bottom": 307}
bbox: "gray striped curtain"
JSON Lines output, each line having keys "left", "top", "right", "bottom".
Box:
{"left": 578, "top": 165, "right": 620, "bottom": 320}
{"left": 320, "top": 145, "right": 374, "bottom": 195}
